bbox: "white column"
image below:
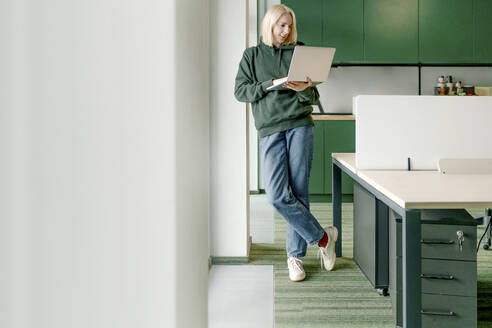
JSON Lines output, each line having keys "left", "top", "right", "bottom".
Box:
{"left": 175, "top": 0, "right": 210, "bottom": 327}
{"left": 0, "top": 0, "right": 13, "bottom": 327}
{"left": 210, "top": 0, "right": 250, "bottom": 257}
{"left": 248, "top": 0, "right": 259, "bottom": 192}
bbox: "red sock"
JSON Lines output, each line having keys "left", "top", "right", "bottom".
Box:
{"left": 318, "top": 231, "right": 328, "bottom": 248}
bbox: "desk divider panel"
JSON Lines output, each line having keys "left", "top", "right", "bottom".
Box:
{"left": 354, "top": 95, "right": 492, "bottom": 170}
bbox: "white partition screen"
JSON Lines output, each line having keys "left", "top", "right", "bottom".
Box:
{"left": 354, "top": 95, "right": 492, "bottom": 170}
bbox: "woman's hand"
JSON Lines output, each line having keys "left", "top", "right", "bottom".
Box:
{"left": 283, "top": 77, "right": 312, "bottom": 92}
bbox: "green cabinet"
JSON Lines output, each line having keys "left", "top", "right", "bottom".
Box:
{"left": 323, "top": 0, "right": 364, "bottom": 63}
{"left": 309, "top": 119, "right": 355, "bottom": 195}
{"left": 419, "top": 0, "right": 474, "bottom": 63}
{"left": 283, "top": 0, "right": 323, "bottom": 46}
{"left": 309, "top": 120, "right": 325, "bottom": 193}
{"left": 281, "top": 0, "right": 492, "bottom": 64}
{"left": 324, "top": 120, "right": 355, "bottom": 194}
{"left": 475, "top": 0, "right": 492, "bottom": 62}
{"left": 364, "top": 0, "right": 418, "bottom": 63}
{"left": 282, "top": 0, "right": 364, "bottom": 62}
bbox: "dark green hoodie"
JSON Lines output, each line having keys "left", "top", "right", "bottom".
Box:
{"left": 234, "top": 41, "right": 320, "bottom": 138}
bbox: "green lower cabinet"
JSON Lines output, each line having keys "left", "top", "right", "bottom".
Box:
{"left": 309, "top": 121, "right": 325, "bottom": 194}
{"left": 324, "top": 120, "right": 356, "bottom": 194}
{"left": 309, "top": 119, "right": 355, "bottom": 195}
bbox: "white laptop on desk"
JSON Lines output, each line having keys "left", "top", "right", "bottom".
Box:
{"left": 267, "top": 46, "right": 336, "bottom": 91}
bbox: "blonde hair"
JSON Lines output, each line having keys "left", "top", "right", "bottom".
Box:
{"left": 261, "top": 4, "right": 297, "bottom": 47}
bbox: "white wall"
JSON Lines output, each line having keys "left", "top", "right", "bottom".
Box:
{"left": 2, "top": 0, "right": 208, "bottom": 327}
{"left": 316, "top": 67, "right": 419, "bottom": 113}
{"left": 315, "top": 66, "right": 492, "bottom": 113}
{"left": 210, "top": 0, "right": 250, "bottom": 257}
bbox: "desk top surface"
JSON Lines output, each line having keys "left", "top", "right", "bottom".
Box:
{"left": 333, "top": 153, "right": 492, "bottom": 209}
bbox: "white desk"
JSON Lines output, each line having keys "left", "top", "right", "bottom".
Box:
{"left": 332, "top": 153, "right": 492, "bottom": 328}
{"left": 335, "top": 153, "right": 492, "bottom": 209}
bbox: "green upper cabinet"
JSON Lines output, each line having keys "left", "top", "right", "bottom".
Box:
{"left": 323, "top": 0, "right": 364, "bottom": 63}
{"left": 283, "top": 0, "right": 323, "bottom": 46}
{"left": 281, "top": 0, "right": 492, "bottom": 64}
{"left": 364, "top": 0, "right": 418, "bottom": 63}
{"left": 475, "top": 0, "right": 492, "bottom": 63}
{"left": 419, "top": 0, "right": 474, "bottom": 63}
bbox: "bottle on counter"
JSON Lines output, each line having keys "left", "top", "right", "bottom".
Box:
{"left": 456, "top": 81, "right": 465, "bottom": 96}
{"left": 446, "top": 76, "right": 455, "bottom": 95}
{"left": 437, "top": 76, "right": 445, "bottom": 88}
{"left": 463, "top": 85, "right": 476, "bottom": 96}
{"left": 437, "top": 76, "right": 446, "bottom": 95}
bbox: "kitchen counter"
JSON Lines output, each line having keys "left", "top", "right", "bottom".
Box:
{"left": 312, "top": 114, "right": 355, "bottom": 120}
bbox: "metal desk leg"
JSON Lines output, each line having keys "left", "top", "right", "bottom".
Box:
{"left": 402, "top": 210, "right": 422, "bottom": 328}
{"left": 484, "top": 208, "right": 491, "bottom": 250}
{"left": 333, "top": 162, "right": 342, "bottom": 257}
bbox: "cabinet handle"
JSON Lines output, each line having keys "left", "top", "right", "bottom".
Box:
{"left": 421, "top": 239, "right": 455, "bottom": 245}
{"left": 420, "top": 274, "right": 454, "bottom": 280}
{"left": 421, "top": 310, "right": 455, "bottom": 316}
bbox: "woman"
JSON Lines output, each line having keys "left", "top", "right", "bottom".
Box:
{"left": 234, "top": 4, "right": 338, "bottom": 282}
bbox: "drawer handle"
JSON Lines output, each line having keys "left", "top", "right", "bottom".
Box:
{"left": 421, "top": 310, "right": 455, "bottom": 316}
{"left": 421, "top": 239, "right": 455, "bottom": 245}
{"left": 420, "top": 274, "right": 454, "bottom": 280}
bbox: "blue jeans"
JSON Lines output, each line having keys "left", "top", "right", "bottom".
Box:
{"left": 259, "top": 125, "right": 324, "bottom": 258}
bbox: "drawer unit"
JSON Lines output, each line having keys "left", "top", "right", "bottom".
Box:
{"left": 388, "top": 209, "right": 478, "bottom": 327}
{"left": 421, "top": 294, "right": 477, "bottom": 328}
{"left": 391, "top": 223, "right": 476, "bottom": 260}
{"left": 388, "top": 210, "right": 403, "bottom": 327}
{"left": 421, "top": 259, "right": 477, "bottom": 297}
{"left": 388, "top": 210, "right": 401, "bottom": 293}
{"left": 391, "top": 209, "right": 477, "bottom": 259}
{"left": 421, "top": 224, "right": 476, "bottom": 261}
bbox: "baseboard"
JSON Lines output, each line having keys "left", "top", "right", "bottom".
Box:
{"left": 209, "top": 238, "right": 252, "bottom": 266}
{"left": 211, "top": 256, "right": 250, "bottom": 265}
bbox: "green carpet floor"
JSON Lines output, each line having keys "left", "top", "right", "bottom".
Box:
{"left": 248, "top": 203, "right": 492, "bottom": 328}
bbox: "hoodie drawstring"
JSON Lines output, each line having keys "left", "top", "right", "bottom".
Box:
{"left": 278, "top": 48, "right": 282, "bottom": 76}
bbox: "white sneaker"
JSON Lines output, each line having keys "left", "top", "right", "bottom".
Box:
{"left": 318, "top": 226, "right": 338, "bottom": 271}
{"left": 287, "top": 257, "right": 306, "bottom": 282}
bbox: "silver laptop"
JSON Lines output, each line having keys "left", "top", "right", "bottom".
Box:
{"left": 267, "top": 46, "right": 336, "bottom": 91}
